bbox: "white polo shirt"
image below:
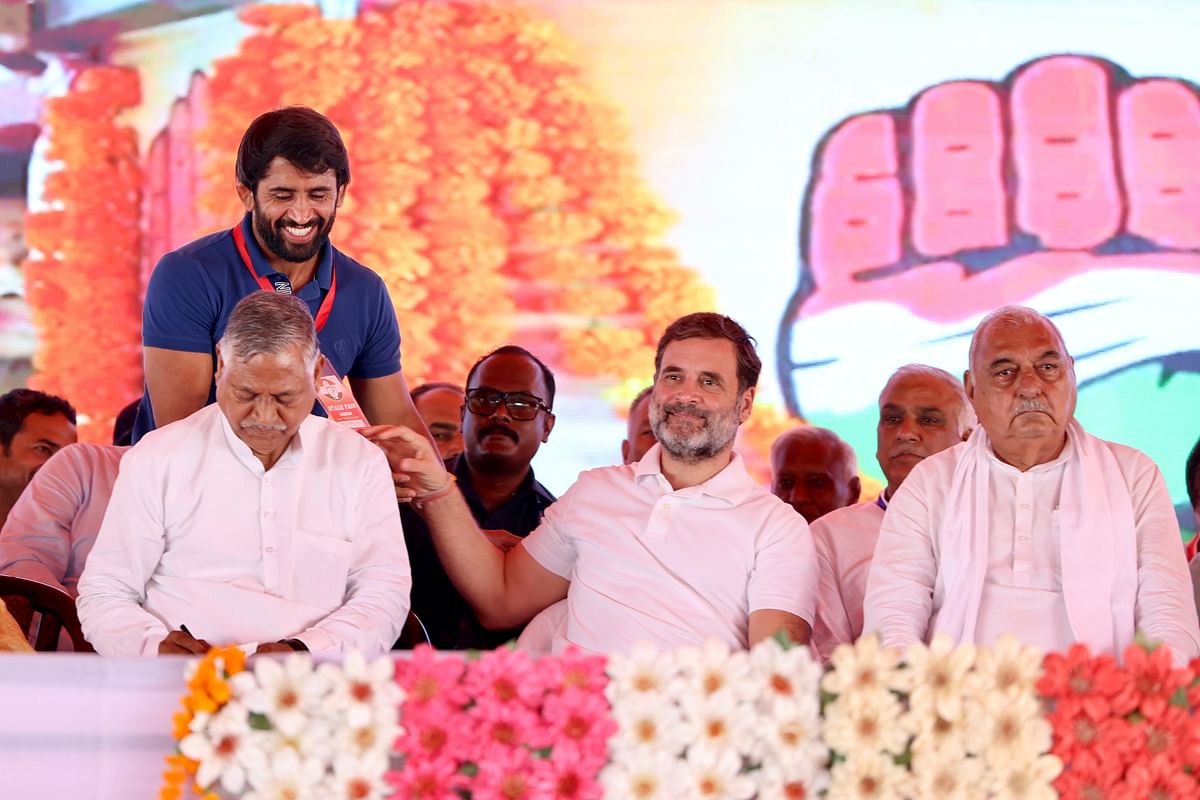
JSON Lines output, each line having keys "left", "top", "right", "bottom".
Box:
{"left": 523, "top": 444, "right": 816, "bottom": 654}
{"left": 810, "top": 498, "right": 885, "bottom": 661}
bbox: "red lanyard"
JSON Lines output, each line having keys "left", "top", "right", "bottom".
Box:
{"left": 232, "top": 223, "right": 337, "bottom": 332}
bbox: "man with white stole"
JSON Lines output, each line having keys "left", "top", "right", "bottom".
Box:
{"left": 864, "top": 305, "right": 1200, "bottom": 664}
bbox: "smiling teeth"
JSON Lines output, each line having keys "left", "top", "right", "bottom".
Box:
{"left": 285, "top": 225, "right": 313, "bottom": 236}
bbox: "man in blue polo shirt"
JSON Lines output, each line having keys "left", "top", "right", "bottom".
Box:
{"left": 135, "top": 106, "right": 429, "bottom": 443}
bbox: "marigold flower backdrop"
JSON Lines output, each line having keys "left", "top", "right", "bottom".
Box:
{"left": 12, "top": 0, "right": 1200, "bottom": 504}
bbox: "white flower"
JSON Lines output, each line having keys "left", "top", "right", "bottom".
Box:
{"left": 904, "top": 635, "right": 977, "bottom": 721}
{"left": 610, "top": 693, "right": 690, "bottom": 758}
{"left": 333, "top": 714, "right": 402, "bottom": 760}
{"left": 973, "top": 635, "right": 1044, "bottom": 698}
{"left": 750, "top": 695, "right": 827, "bottom": 769}
{"left": 242, "top": 745, "right": 324, "bottom": 800}
{"left": 178, "top": 700, "right": 251, "bottom": 793}
{"left": 904, "top": 703, "right": 969, "bottom": 760}
{"left": 678, "top": 689, "right": 757, "bottom": 756}
{"left": 677, "top": 638, "right": 754, "bottom": 702}
{"left": 755, "top": 760, "right": 830, "bottom": 800}
{"left": 749, "top": 636, "right": 824, "bottom": 715}
{"left": 985, "top": 754, "right": 1062, "bottom": 800}
{"left": 963, "top": 690, "right": 1052, "bottom": 766}
{"left": 244, "top": 714, "right": 336, "bottom": 765}
{"left": 321, "top": 750, "right": 390, "bottom": 800}
{"left": 821, "top": 635, "right": 905, "bottom": 698}
{"left": 681, "top": 746, "right": 755, "bottom": 800}
{"left": 234, "top": 653, "right": 329, "bottom": 738}
{"left": 909, "top": 752, "right": 985, "bottom": 800}
{"left": 822, "top": 689, "right": 908, "bottom": 758}
{"left": 601, "top": 750, "right": 685, "bottom": 800}
{"left": 607, "top": 642, "right": 684, "bottom": 702}
{"left": 318, "top": 650, "right": 403, "bottom": 729}
{"left": 827, "top": 752, "right": 909, "bottom": 800}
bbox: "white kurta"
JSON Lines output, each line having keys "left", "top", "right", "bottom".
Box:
{"left": 864, "top": 429, "right": 1200, "bottom": 663}
{"left": 77, "top": 405, "right": 411, "bottom": 657}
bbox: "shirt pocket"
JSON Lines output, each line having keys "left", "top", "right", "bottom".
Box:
{"left": 288, "top": 529, "right": 353, "bottom": 610}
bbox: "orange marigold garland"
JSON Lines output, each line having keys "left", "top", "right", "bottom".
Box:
{"left": 23, "top": 66, "right": 144, "bottom": 441}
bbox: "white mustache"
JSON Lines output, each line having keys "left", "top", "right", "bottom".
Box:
{"left": 240, "top": 421, "right": 287, "bottom": 432}
{"left": 1013, "top": 399, "right": 1052, "bottom": 415}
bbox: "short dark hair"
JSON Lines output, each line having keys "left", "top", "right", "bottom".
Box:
{"left": 236, "top": 106, "right": 351, "bottom": 192}
{"left": 654, "top": 312, "right": 761, "bottom": 394}
{"left": 411, "top": 382, "right": 464, "bottom": 402}
{"left": 1187, "top": 435, "right": 1200, "bottom": 512}
{"left": 465, "top": 345, "right": 557, "bottom": 409}
{"left": 0, "top": 388, "right": 75, "bottom": 453}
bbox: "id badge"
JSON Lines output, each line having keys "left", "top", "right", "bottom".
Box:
{"left": 315, "top": 361, "right": 369, "bottom": 428}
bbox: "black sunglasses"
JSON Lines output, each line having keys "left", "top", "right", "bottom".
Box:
{"left": 465, "top": 388, "right": 551, "bottom": 421}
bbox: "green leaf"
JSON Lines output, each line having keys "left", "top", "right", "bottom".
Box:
{"left": 1170, "top": 686, "right": 1189, "bottom": 708}
{"left": 248, "top": 712, "right": 271, "bottom": 731}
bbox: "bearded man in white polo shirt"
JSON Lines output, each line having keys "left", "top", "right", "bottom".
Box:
{"left": 78, "top": 291, "right": 411, "bottom": 658}
{"left": 372, "top": 312, "right": 816, "bottom": 654}
{"left": 864, "top": 306, "right": 1200, "bottom": 663}
{"left": 810, "top": 365, "right": 972, "bottom": 661}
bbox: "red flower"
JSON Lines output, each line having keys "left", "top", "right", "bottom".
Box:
{"left": 463, "top": 646, "right": 546, "bottom": 709}
{"left": 387, "top": 753, "right": 464, "bottom": 799}
{"left": 1124, "top": 705, "right": 1191, "bottom": 771}
{"left": 1111, "top": 644, "right": 1192, "bottom": 719}
{"left": 1038, "top": 643, "right": 1129, "bottom": 720}
{"left": 1054, "top": 750, "right": 1124, "bottom": 800}
{"left": 395, "top": 644, "right": 468, "bottom": 709}
{"left": 1049, "top": 712, "right": 1138, "bottom": 786}
{"left": 1118, "top": 754, "right": 1198, "bottom": 800}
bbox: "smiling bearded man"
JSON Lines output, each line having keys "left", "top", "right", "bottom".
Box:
{"left": 368, "top": 312, "right": 818, "bottom": 655}
{"left": 864, "top": 305, "right": 1200, "bottom": 665}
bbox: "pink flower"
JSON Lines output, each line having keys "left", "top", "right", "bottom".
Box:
{"left": 1111, "top": 644, "right": 1192, "bottom": 719}
{"left": 540, "top": 687, "right": 617, "bottom": 762}
{"left": 538, "top": 647, "right": 609, "bottom": 697}
{"left": 386, "top": 753, "right": 464, "bottom": 800}
{"left": 463, "top": 647, "right": 547, "bottom": 710}
{"left": 530, "top": 747, "right": 604, "bottom": 800}
{"left": 466, "top": 693, "right": 546, "bottom": 757}
{"left": 471, "top": 745, "right": 538, "bottom": 800}
{"left": 396, "top": 699, "right": 473, "bottom": 763}
{"left": 395, "top": 645, "right": 468, "bottom": 710}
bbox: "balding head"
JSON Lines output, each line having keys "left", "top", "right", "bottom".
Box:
{"left": 770, "top": 426, "right": 860, "bottom": 523}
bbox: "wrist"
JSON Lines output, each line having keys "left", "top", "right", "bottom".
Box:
{"left": 279, "top": 638, "right": 308, "bottom": 652}
{"left": 413, "top": 473, "right": 457, "bottom": 511}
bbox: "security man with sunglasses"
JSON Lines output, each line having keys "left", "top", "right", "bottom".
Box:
{"left": 398, "top": 345, "right": 557, "bottom": 649}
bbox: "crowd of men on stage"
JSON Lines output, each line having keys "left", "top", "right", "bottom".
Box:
{"left": 0, "top": 106, "right": 1197, "bottom": 665}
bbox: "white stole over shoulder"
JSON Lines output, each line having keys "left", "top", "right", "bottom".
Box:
{"left": 933, "top": 420, "right": 1137, "bottom": 656}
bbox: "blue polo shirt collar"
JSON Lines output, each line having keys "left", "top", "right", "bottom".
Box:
{"left": 237, "top": 213, "right": 333, "bottom": 300}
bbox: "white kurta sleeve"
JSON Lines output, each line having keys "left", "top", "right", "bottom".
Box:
{"left": 862, "top": 477, "right": 938, "bottom": 649}
{"left": 76, "top": 449, "right": 172, "bottom": 656}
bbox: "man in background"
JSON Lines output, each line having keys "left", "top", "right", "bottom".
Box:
{"left": 810, "top": 364, "right": 972, "bottom": 660}
{"left": 0, "top": 389, "right": 76, "bottom": 529}
{"left": 622, "top": 386, "right": 656, "bottom": 465}
{"left": 770, "top": 425, "right": 859, "bottom": 524}
{"left": 411, "top": 382, "right": 465, "bottom": 460}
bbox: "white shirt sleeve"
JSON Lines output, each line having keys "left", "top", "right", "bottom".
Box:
{"left": 76, "top": 449, "right": 172, "bottom": 656}
{"left": 0, "top": 448, "right": 86, "bottom": 594}
{"left": 1126, "top": 450, "right": 1200, "bottom": 662}
{"left": 748, "top": 508, "right": 817, "bottom": 624}
{"left": 291, "top": 447, "right": 412, "bottom": 657}
{"left": 862, "top": 477, "right": 938, "bottom": 649}
{"left": 521, "top": 484, "right": 578, "bottom": 580}
{"left": 811, "top": 516, "right": 853, "bottom": 661}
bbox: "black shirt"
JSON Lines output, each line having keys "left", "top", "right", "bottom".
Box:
{"left": 400, "top": 455, "right": 556, "bottom": 650}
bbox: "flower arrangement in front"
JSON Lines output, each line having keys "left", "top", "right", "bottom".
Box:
{"left": 603, "top": 637, "right": 829, "bottom": 799}
{"left": 822, "top": 634, "right": 1060, "bottom": 799}
{"left": 1039, "top": 639, "right": 1200, "bottom": 799}
{"left": 159, "top": 647, "right": 401, "bottom": 800}
{"left": 391, "top": 644, "right": 613, "bottom": 799}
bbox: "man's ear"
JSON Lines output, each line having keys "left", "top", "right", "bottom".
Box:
{"left": 621, "top": 440, "right": 631, "bottom": 463}
{"left": 336, "top": 185, "right": 347, "bottom": 208}
{"left": 737, "top": 386, "right": 757, "bottom": 424}
{"left": 541, "top": 412, "right": 556, "bottom": 443}
{"left": 848, "top": 475, "right": 862, "bottom": 503}
{"left": 215, "top": 348, "right": 226, "bottom": 383}
{"left": 963, "top": 370, "right": 974, "bottom": 400}
{"left": 236, "top": 182, "right": 254, "bottom": 213}
{"left": 312, "top": 355, "right": 326, "bottom": 388}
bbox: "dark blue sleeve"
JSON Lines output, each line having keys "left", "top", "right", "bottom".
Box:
{"left": 142, "top": 251, "right": 219, "bottom": 354}
{"left": 347, "top": 273, "right": 402, "bottom": 379}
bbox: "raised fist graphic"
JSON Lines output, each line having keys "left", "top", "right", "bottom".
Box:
{"left": 779, "top": 54, "right": 1200, "bottom": 436}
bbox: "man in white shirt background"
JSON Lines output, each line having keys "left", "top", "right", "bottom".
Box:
{"left": 810, "top": 364, "right": 972, "bottom": 660}
{"left": 864, "top": 305, "right": 1200, "bottom": 663}
{"left": 77, "top": 291, "right": 411, "bottom": 658}
{"left": 370, "top": 312, "right": 816, "bottom": 654}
